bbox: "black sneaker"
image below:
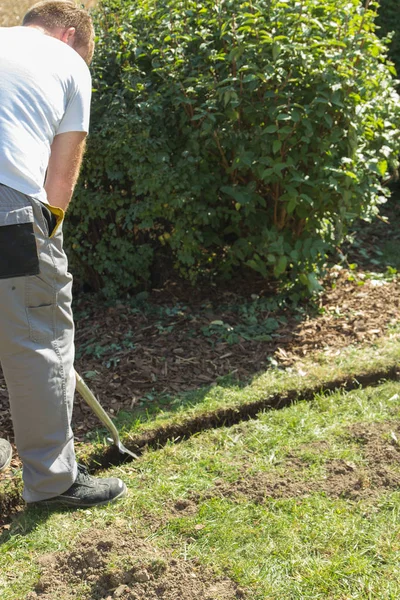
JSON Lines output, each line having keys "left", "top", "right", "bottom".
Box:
{"left": 42, "top": 464, "right": 127, "bottom": 508}
{"left": 0, "top": 438, "right": 12, "bottom": 472}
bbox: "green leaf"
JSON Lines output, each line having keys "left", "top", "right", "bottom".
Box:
{"left": 287, "top": 197, "right": 297, "bottom": 214}
{"left": 242, "top": 74, "right": 258, "bottom": 83}
{"left": 261, "top": 168, "right": 274, "bottom": 180}
{"left": 274, "top": 255, "right": 288, "bottom": 276}
{"left": 221, "top": 186, "right": 250, "bottom": 205}
{"left": 246, "top": 258, "right": 268, "bottom": 278}
{"left": 307, "top": 273, "right": 323, "bottom": 293}
{"left": 377, "top": 159, "right": 388, "bottom": 177}
{"left": 273, "top": 162, "right": 288, "bottom": 174}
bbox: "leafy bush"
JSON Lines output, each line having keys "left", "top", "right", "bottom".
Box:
{"left": 67, "top": 0, "right": 400, "bottom": 297}
{"left": 376, "top": 0, "right": 400, "bottom": 78}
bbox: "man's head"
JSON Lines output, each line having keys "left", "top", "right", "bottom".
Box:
{"left": 23, "top": 1, "right": 94, "bottom": 65}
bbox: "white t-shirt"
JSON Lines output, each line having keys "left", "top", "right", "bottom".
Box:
{"left": 0, "top": 26, "right": 92, "bottom": 203}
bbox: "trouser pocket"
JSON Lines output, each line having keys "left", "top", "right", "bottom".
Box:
{"left": 39, "top": 202, "right": 64, "bottom": 238}
{"left": 26, "top": 275, "right": 56, "bottom": 343}
{"left": 0, "top": 205, "right": 39, "bottom": 279}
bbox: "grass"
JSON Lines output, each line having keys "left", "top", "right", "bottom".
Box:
{"left": 92, "top": 329, "right": 400, "bottom": 448}
{"left": 3, "top": 329, "right": 399, "bottom": 532}
{"left": 180, "top": 495, "right": 400, "bottom": 599}
{"left": 122, "top": 380, "right": 400, "bottom": 506}
{"left": 2, "top": 378, "right": 400, "bottom": 599}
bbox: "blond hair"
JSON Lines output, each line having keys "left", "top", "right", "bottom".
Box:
{"left": 23, "top": 1, "right": 94, "bottom": 63}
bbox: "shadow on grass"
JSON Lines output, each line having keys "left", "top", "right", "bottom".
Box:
{"left": 0, "top": 503, "right": 54, "bottom": 546}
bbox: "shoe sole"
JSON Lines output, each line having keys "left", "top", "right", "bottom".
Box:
{"left": 0, "top": 451, "right": 12, "bottom": 473}
{"left": 38, "top": 483, "right": 128, "bottom": 508}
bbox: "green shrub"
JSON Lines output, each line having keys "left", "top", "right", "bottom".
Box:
{"left": 67, "top": 0, "right": 400, "bottom": 297}
{"left": 376, "top": 0, "right": 400, "bottom": 78}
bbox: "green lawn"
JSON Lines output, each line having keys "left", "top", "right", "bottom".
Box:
{"left": 2, "top": 375, "right": 400, "bottom": 599}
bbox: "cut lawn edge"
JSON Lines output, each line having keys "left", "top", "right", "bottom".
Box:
{"left": 1, "top": 332, "right": 399, "bottom": 525}
{"left": 95, "top": 362, "right": 399, "bottom": 465}
{"left": 104, "top": 331, "right": 400, "bottom": 455}
{"left": 132, "top": 364, "right": 400, "bottom": 444}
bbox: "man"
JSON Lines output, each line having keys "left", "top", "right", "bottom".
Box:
{"left": 0, "top": 1, "right": 127, "bottom": 507}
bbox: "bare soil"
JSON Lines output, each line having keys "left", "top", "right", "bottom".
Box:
{"left": 195, "top": 421, "right": 400, "bottom": 503}
{"left": 25, "top": 528, "right": 245, "bottom": 600}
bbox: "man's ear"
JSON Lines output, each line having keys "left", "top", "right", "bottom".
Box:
{"left": 60, "top": 27, "right": 76, "bottom": 47}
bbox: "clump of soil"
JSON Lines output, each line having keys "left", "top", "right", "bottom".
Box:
{"left": 198, "top": 421, "right": 400, "bottom": 503}
{"left": 26, "top": 529, "right": 245, "bottom": 600}
{"left": 348, "top": 421, "right": 400, "bottom": 465}
{"left": 171, "top": 498, "right": 199, "bottom": 516}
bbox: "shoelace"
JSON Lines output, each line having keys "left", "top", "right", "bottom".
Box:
{"left": 75, "top": 464, "right": 93, "bottom": 484}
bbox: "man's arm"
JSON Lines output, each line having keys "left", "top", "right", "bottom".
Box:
{"left": 45, "top": 131, "right": 87, "bottom": 211}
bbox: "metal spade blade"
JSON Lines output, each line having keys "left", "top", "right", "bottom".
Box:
{"left": 75, "top": 371, "right": 139, "bottom": 460}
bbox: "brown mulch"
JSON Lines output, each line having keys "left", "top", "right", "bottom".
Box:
{"left": 54, "top": 269, "right": 400, "bottom": 434}
{"left": 0, "top": 268, "right": 399, "bottom": 455}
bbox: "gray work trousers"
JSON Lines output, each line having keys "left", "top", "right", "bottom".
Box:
{"left": 0, "top": 184, "right": 77, "bottom": 502}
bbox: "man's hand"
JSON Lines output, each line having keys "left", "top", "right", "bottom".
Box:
{"left": 45, "top": 131, "right": 87, "bottom": 211}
